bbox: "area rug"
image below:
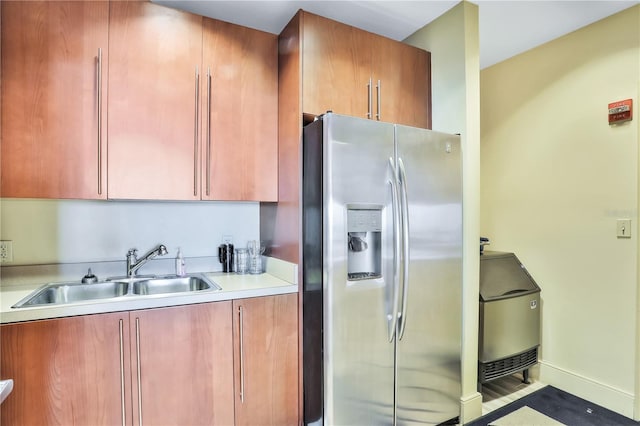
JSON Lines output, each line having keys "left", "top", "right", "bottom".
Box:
{"left": 467, "top": 385, "right": 639, "bottom": 426}
{"left": 489, "top": 406, "right": 565, "bottom": 425}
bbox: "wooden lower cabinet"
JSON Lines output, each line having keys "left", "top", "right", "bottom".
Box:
{"left": 130, "top": 302, "right": 234, "bottom": 426}
{"left": 0, "top": 312, "right": 131, "bottom": 425}
{"left": 0, "top": 295, "right": 298, "bottom": 425}
{"left": 233, "top": 294, "right": 299, "bottom": 425}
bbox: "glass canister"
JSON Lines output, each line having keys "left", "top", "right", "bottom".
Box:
{"left": 248, "top": 240, "right": 265, "bottom": 274}
{"left": 235, "top": 248, "right": 249, "bottom": 274}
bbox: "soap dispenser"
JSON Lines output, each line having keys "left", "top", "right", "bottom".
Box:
{"left": 175, "top": 248, "right": 186, "bottom": 277}
{"left": 81, "top": 268, "right": 98, "bottom": 283}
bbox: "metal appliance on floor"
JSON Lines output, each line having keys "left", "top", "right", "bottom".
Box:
{"left": 302, "top": 113, "right": 462, "bottom": 425}
{"left": 478, "top": 251, "right": 541, "bottom": 384}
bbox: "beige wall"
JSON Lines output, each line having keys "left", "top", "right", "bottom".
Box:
{"left": 481, "top": 5, "right": 639, "bottom": 418}
{"left": 405, "top": 1, "right": 482, "bottom": 422}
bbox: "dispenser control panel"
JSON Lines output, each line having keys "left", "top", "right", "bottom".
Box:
{"left": 347, "top": 208, "right": 382, "bottom": 281}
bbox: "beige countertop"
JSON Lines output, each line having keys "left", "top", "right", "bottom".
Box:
{"left": 1, "top": 258, "right": 298, "bottom": 324}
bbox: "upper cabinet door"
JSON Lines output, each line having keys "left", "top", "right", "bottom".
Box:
{"left": 299, "top": 11, "right": 431, "bottom": 129}
{"left": 202, "top": 19, "right": 278, "bottom": 201}
{"left": 108, "top": 2, "right": 203, "bottom": 200}
{"left": 372, "top": 35, "right": 431, "bottom": 129}
{"left": 302, "top": 12, "right": 372, "bottom": 119}
{"left": 1, "top": 1, "right": 108, "bottom": 199}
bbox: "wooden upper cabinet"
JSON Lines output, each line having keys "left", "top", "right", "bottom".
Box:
{"left": 301, "top": 12, "right": 372, "bottom": 119}
{"left": 1, "top": 1, "right": 109, "bottom": 199}
{"left": 233, "top": 294, "right": 299, "bottom": 425}
{"left": 108, "top": 1, "right": 203, "bottom": 200}
{"left": 202, "top": 19, "right": 278, "bottom": 201}
{"left": 130, "top": 302, "right": 234, "bottom": 426}
{"left": 1, "top": 312, "right": 131, "bottom": 425}
{"left": 371, "top": 33, "right": 431, "bottom": 128}
{"left": 299, "top": 10, "right": 431, "bottom": 129}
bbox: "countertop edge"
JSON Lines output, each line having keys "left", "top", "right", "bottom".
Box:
{"left": 1, "top": 273, "right": 298, "bottom": 324}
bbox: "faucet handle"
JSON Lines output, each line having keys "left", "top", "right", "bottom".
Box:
{"left": 127, "top": 248, "right": 138, "bottom": 258}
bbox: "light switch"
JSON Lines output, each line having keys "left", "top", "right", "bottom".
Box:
{"left": 617, "top": 219, "right": 631, "bottom": 238}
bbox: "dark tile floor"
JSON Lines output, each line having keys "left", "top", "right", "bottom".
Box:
{"left": 468, "top": 382, "right": 639, "bottom": 426}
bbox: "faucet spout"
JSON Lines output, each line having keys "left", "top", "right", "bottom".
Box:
{"left": 126, "top": 244, "right": 168, "bottom": 277}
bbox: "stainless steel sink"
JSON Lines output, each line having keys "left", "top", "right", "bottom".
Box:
{"left": 132, "top": 275, "right": 217, "bottom": 295}
{"left": 12, "top": 274, "right": 221, "bottom": 308}
{"left": 13, "top": 281, "right": 129, "bottom": 308}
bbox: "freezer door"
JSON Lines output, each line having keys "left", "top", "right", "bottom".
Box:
{"left": 322, "top": 114, "right": 397, "bottom": 425}
{"left": 395, "top": 125, "right": 463, "bottom": 425}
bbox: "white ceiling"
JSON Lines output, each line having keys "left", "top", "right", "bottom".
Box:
{"left": 155, "top": 0, "right": 639, "bottom": 69}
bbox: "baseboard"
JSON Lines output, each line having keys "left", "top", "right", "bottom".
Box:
{"left": 539, "top": 360, "right": 635, "bottom": 419}
{"left": 460, "top": 391, "right": 483, "bottom": 424}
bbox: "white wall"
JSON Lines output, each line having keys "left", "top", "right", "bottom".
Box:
{"left": 0, "top": 199, "right": 259, "bottom": 266}
{"left": 404, "top": 2, "right": 482, "bottom": 422}
{"left": 481, "top": 5, "right": 639, "bottom": 418}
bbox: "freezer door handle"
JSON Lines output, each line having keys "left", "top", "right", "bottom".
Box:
{"left": 398, "top": 157, "right": 411, "bottom": 340}
{"left": 388, "top": 157, "right": 402, "bottom": 342}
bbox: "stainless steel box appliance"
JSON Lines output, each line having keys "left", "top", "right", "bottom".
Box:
{"left": 302, "top": 113, "right": 463, "bottom": 425}
{"left": 479, "top": 251, "right": 541, "bottom": 384}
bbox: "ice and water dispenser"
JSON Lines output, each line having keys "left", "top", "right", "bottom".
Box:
{"left": 347, "top": 208, "right": 382, "bottom": 280}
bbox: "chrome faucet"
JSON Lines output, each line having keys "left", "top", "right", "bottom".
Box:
{"left": 126, "top": 244, "right": 168, "bottom": 277}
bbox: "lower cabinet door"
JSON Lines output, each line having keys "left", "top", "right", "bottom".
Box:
{"left": 130, "top": 301, "right": 234, "bottom": 426}
{"left": 233, "top": 294, "right": 299, "bottom": 425}
{"left": 0, "top": 312, "right": 132, "bottom": 425}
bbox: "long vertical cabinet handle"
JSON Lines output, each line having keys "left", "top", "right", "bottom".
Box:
{"left": 118, "top": 319, "right": 126, "bottom": 426}
{"left": 398, "top": 158, "right": 410, "bottom": 340}
{"left": 238, "top": 305, "right": 245, "bottom": 403}
{"left": 367, "top": 78, "right": 372, "bottom": 119}
{"left": 206, "top": 67, "right": 212, "bottom": 197}
{"left": 376, "top": 79, "right": 381, "bottom": 121}
{"left": 193, "top": 67, "right": 200, "bottom": 197}
{"left": 135, "top": 318, "right": 143, "bottom": 426}
{"left": 387, "top": 158, "right": 402, "bottom": 343}
{"left": 96, "top": 48, "right": 103, "bottom": 195}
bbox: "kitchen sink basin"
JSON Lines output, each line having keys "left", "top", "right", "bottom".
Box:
{"left": 13, "top": 281, "right": 129, "bottom": 308}
{"left": 132, "top": 275, "right": 218, "bottom": 295}
{"left": 12, "top": 274, "right": 221, "bottom": 308}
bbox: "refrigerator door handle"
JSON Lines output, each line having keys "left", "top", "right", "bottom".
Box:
{"left": 398, "top": 157, "right": 411, "bottom": 340}
{"left": 387, "top": 157, "right": 402, "bottom": 342}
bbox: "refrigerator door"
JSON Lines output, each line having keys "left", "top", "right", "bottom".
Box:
{"left": 394, "top": 125, "right": 463, "bottom": 425}
{"left": 322, "top": 114, "right": 397, "bottom": 425}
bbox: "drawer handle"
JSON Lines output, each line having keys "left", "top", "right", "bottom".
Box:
{"left": 239, "top": 305, "right": 245, "bottom": 403}
{"left": 193, "top": 67, "right": 200, "bottom": 197}
{"left": 206, "top": 67, "right": 212, "bottom": 196}
{"left": 367, "top": 77, "right": 372, "bottom": 119}
{"left": 119, "top": 319, "right": 126, "bottom": 426}
{"left": 135, "top": 317, "right": 143, "bottom": 425}
{"left": 96, "top": 48, "right": 103, "bottom": 195}
{"left": 376, "top": 79, "right": 381, "bottom": 121}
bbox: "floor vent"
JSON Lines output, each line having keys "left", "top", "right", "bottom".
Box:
{"left": 479, "top": 347, "right": 538, "bottom": 383}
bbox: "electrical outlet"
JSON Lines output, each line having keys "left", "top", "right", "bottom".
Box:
{"left": 0, "top": 240, "right": 14, "bottom": 263}
{"left": 222, "top": 235, "right": 233, "bottom": 244}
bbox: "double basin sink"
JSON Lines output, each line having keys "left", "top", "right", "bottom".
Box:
{"left": 12, "top": 274, "right": 221, "bottom": 308}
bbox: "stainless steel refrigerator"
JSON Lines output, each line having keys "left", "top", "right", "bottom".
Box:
{"left": 302, "top": 113, "right": 462, "bottom": 425}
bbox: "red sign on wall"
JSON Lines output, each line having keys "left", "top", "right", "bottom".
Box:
{"left": 608, "top": 99, "right": 632, "bottom": 124}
